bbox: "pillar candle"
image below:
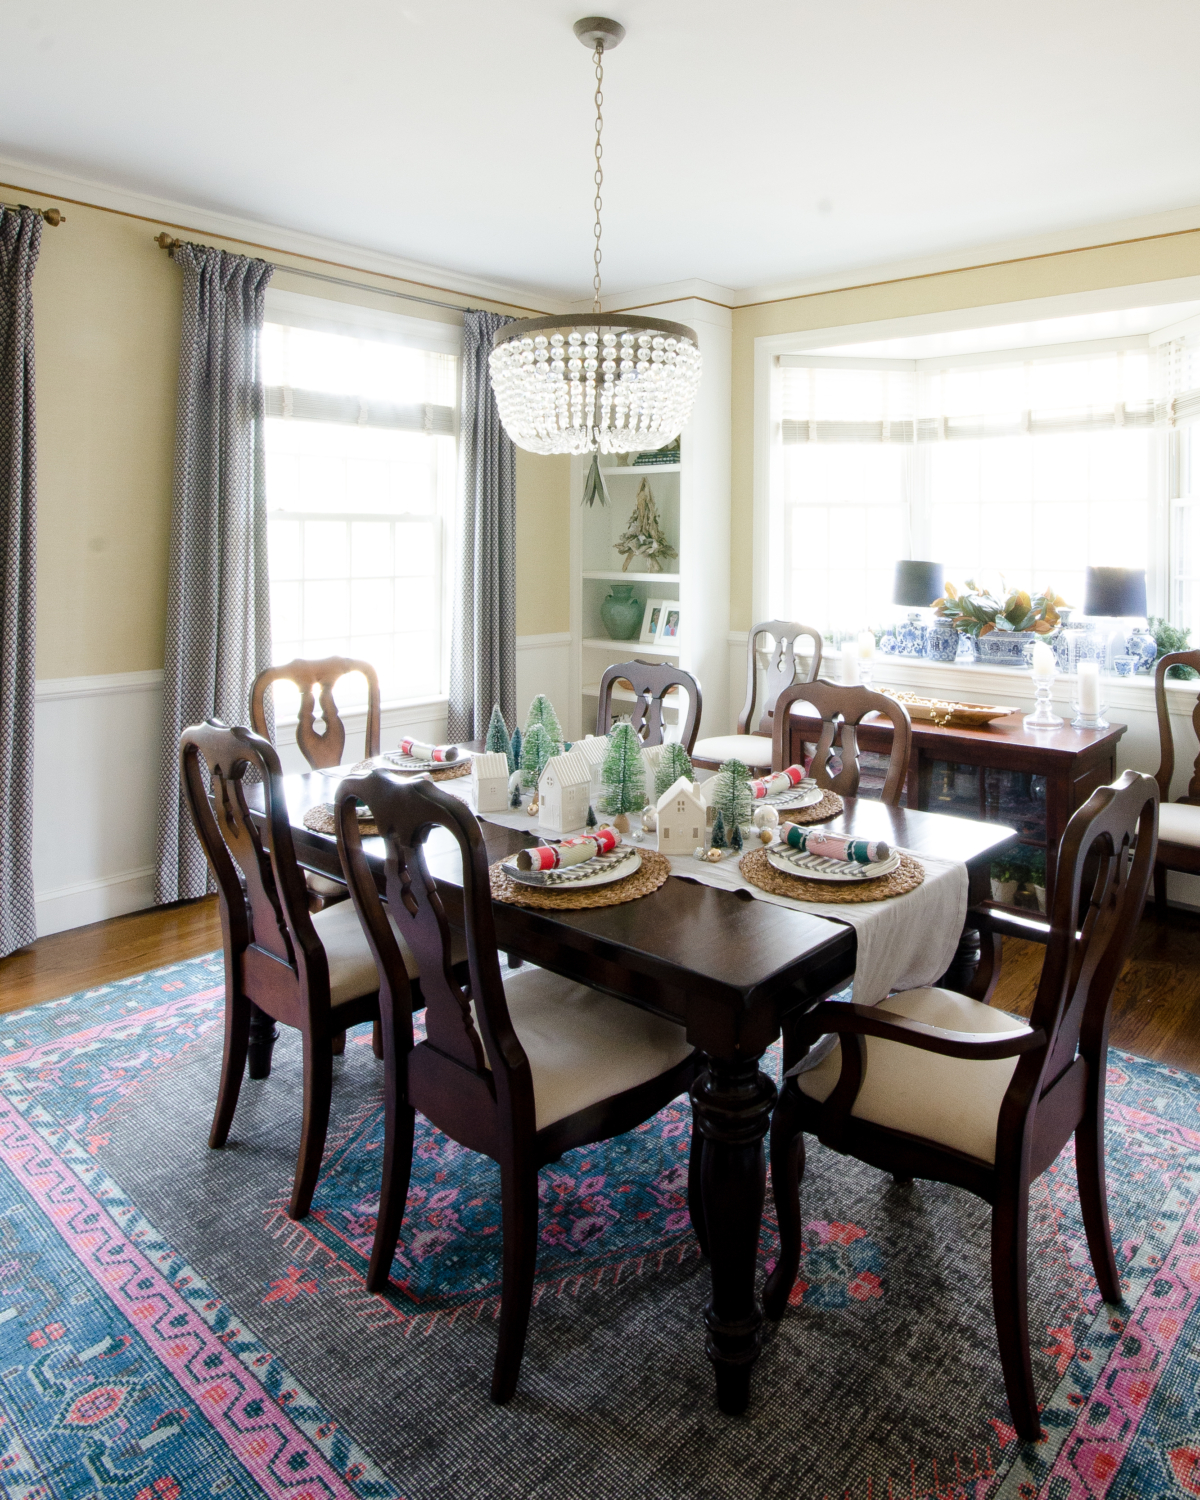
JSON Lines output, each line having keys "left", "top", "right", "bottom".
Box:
{"left": 1030, "top": 642, "right": 1056, "bottom": 682}
{"left": 858, "top": 630, "right": 877, "bottom": 662}
{"left": 842, "top": 646, "right": 860, "bottom": 685}
{"left": 1078, "top": 661, "right": 1100, "bottom": 716}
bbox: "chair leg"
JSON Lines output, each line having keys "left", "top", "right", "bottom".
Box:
{"left": 371, "top": 1017, "right": 384, "bottom": 1060}
{"left": 1075, "top": 1097, "right": 1122, "bottom": 1304}
{"left": 209, "top": 992, "right": 252, "bottom": 1149}
{"left": 764, "top": 1080, "right": 806, "bottom": 1320}
{"left": 1154, "top": 864, "right": 1168, "bottom": 915}
{"left": 991, "top": 1187, "right": 1041, "bottom": 1443}
{"left": 491, "top": 1158, "right": 540, "bottom": 1404}
{"left": 366, "top": 1101, "right": 415, "bottom": 1292}
{"left": 331, "top": 1029, "right": 346, "bottom": 1057}
{"left": 288, "top": 1033, "right": 334, "bottom": 1221}
{"left": 688, "top": 1109, "right": 709, "bottom": 1257}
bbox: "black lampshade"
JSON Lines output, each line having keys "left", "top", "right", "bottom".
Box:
{"left": 1083, "top": 566, "right": 1147, "bottom": 618}
{"left": 893, "top": 560, "right": 945, "bottom": 608}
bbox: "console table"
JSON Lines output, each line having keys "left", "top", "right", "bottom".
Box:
{"left": 780, "top": 706, "right": 1127, "bottom": 899}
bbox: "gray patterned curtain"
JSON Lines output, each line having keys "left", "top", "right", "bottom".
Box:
{"left": 155, "top": 244, "right": 274, "bottom": 904}
{"left": 0, "top": 208, "right": 41, "bottom": 957}
{"left": 447, "top": 309, "right": 517, "bottom": 741}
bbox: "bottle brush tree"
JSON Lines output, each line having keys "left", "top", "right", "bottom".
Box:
{"left": 730, "top": 823, "right": 743, "bottom": 853}
{"left": 711, "top": 810, "right": 727, "bottom": 849}
{"left": 654, "top": 742, "right": 695, "bottom": 801}
{"left": 521, "top": 724, "right": 553, "bottom": 789}
{"left": 708, "top": 758, "right": 752, "bottom": 832}
{"left": 484, "top": 704, "right": 511, "bottom": 765}
{"left": 509, "top": 726, "right": 523, "bottom": 776}
{"left": 599, "top": 722, "right": 646, "bottom": 817}
{"left": 524, "top": 694, "right": 564, "bottom": 753}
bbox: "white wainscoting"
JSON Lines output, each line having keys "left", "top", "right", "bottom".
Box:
{"left": 515, "top": 633, "right": 572, "bottom": 735}
{"left": 31, "top": 635, "right": 572, "bottom": 939}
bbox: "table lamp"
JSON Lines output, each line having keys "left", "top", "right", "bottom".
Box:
{"left": 1082, "top": 566, "right": 1147, "bottom": 670}
{"left": 893, "top": 560, "right": 945, "bottom": 657}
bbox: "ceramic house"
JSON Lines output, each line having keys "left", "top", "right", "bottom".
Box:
{"left": 656, "top": 775, "right": 708, "bottom": 856}
{"left": 538, "top": 748, "right": 592, "bottom": 834}
{"left": 574, "top": 734, "right": 610, "bottom": 806}
{"left": 471, "top": 750, "right": 511, "bottom": 813}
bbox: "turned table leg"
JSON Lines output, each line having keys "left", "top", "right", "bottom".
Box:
{"left": 690, "top": 1055, "right": 777, "bottom": 1415}
{"left": 248, "top": 1003, "right": 279, "bottom": 1080}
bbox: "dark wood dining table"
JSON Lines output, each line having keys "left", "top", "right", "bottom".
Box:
{"left": 255, "top": 767, "right": 1018, "bottom": 1415}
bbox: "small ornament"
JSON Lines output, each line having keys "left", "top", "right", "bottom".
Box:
{"left": 585, "top": 804, "right": 598, "bottom": 830}
{"left": 527, "top": 798, "right": 539, "bottom": 816}
{"left": 759, "top": 827, "right": 774, "bottom": 845}
{"left": 641, "top": 804, "right": 658, "bottom": 832}
{"left": 632, "top": 829, "right": 643, "bottom": 842}
{"left": 692, "top": 846, "right": 705, "bottom": 860}
{"left": 704, "top": 847, "right": 724, "bottom": 863}
{"left": 753, "top": 805, "right": 779, "bottom": 830}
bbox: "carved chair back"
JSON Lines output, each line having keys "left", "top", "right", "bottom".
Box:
{"left": 251, "top": 657, "right": 381, "bottom": 770}
{"left": 770, "top": 679, "right": 912, "bottom": 806}
{"left": 334, "top": 771, "right": 535, "bottom": 1129}
{"left": 739, "top": 620, "right": 823, "bottom": 736}
{"left": 596, "top": 660, "right": 702, "bottom": 752}
{"left": 1153, "top": 649, "right": 1200, "bottom": 805}
{"left": 180, "top": 719, "right": 328, "bottom": 1013}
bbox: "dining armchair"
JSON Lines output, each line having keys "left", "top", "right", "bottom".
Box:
{"left": 596, "top": 659, "right": 702, "bottom": 752}
{"left": 765, "top": 769, "right": 1158, "bottom": 1441}
{"left": 1152, "top": 649, "right": 1200, "bottom": 909}
{"left": 770, "top": 678, "right": 912, "bottom": 806}
{"left": 692, "top": 620, "right": 823, "bottom": 771}
{"left": 180, "top": 719, "right": 393, "bottom": 1219}
{"left": 333, "top": 770, "right": 701, "bottom": 1403}
{"left": 252, "top": 656, "right": 382, "bottom": 911}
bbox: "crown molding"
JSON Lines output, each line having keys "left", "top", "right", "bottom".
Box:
{"left": 731, "top": 203, "right": 1200, "bottom": 309}
{"left": 570, "top": 279, "right": 739, "bottom": 314}
{"left": 0, "top": 154, "right": 573, "bottom": 315}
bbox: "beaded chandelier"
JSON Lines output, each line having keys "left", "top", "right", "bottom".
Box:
{"left": 489, "top": 17, "right": 702, "bottom": 459}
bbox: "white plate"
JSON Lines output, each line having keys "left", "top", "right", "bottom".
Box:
{"left": 766, "top": 846, "right": 902, "bottom": 883}
{"left": 377, "top": 752, "right": 450, "bottom": 773}
{"left": 763, "top": 780, "right": 824, "bottom": 811}
{"left": 502, "top": 846, "right": 642, "bottom": 890}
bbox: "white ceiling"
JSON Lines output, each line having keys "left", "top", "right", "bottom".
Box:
{"left": 3, "top": 0, "right": 1200, "bottom": 301}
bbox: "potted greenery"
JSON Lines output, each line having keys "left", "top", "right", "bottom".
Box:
{"left": 1149, "top": 617, "right": 1199, "bottom": 679}
{"left": 1026, "top": 848, "right": 1047, "bottom": 913}
{"left": 990, "top": 859, "right": 1021, "bottom": 905}
{"left": 933, "top": 582, "right": 1067, "bottom": 666}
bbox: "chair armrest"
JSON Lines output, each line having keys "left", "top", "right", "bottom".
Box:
{"left": 788, "top": 999, "right": 1046, "bottom": 1068}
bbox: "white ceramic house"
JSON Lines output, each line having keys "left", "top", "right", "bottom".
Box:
{"left": 538, "top": 748, "right": 592, "bottom": 834}
{"left": 656, "top": 775, "right": 708, "bottom": 856}
{"left": 574, "top": 734, "right": 610, "bottom": 806}
{"left": 471, "top": 751, "right": 511, "bottom": 813}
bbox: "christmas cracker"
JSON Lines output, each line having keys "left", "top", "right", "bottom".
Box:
{"left": 397, "top": 737, "right": 458, "bottom": 763}
{"left": 749, "top": 765, "right": 807, "bottom": 800}
{"left": 516, "top": 828, "right": 619, "bottom": 872}
{"left": 783, "top": 825, "right": 890, "bottom": 865}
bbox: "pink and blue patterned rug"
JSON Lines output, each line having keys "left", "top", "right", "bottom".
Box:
{"left": 2, "top": 952, "right": 1200, "bottom": 1499}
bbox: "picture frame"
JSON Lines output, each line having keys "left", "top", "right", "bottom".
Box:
{"left": 658, "top": 603, "right": 682, "bottom": 644}
{"left": 640, "top": 597, "right": 667, "bottom": 645}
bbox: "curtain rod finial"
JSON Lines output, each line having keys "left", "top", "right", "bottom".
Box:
{"left": 42, "top": 208, "right": 65, "bottom": 226}
{"left": 154, "top": 231, "right": 182, "bottom": 254}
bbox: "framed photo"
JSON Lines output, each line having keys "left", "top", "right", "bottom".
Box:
{"left": 659, "top": 604, "right": 682, "bottom": 643}
{"left": 640, "top": 597, "right": 667, "bottom": 645}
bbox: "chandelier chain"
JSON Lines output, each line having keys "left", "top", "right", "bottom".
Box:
{"left": 592, "top": 39, "right": 604, "bottom": 314}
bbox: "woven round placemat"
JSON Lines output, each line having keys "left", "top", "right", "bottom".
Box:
{"left": 777, "top": 789, "right": 843, "bottom": 826}
{"left": 349, "top": 758, "right": 471, "bottom": 782}
{"left": 489, "top": 848, "right": 670, "bottom": 910}
{"left": 303, "top": 804, "right": 379, "bottom": 837}
{"left": 739, "top": 844, "right": 924, "bottom": 904}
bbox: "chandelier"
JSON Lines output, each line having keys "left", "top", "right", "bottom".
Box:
{"left": 488, "top": 17, "right": 702, "bottom": 463}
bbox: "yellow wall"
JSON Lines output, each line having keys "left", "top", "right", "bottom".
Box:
{"left": 4, "top": 179, "right": 571, "bottom": 679}
{"left": 729, "top": 229, "right": 1200, "bottom": 630}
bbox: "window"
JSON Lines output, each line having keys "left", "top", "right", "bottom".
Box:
{"left": 771, "top": 345, "right": 1159, "bottom": 638}
{"left": 1165, "top": 337, "right": 1200, "bottom": 635}
{"left": 261, "top": 290, "right": 459, "bottom": 713}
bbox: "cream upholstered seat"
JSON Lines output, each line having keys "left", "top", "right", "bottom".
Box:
{"left": 311, "top": 898, "right": 469, "bottom": 1005}
{"left": 473, "top": 966, "right": 694, "bottom": 1130}
{"left": 690, "top": 732, "right": 774, "bottom": 769}
{"left": 1158, "top": 802, "right": 1200, "bottom": 848}
{"left": 795, "top": 986, "right": 1033, "bottom": 1164}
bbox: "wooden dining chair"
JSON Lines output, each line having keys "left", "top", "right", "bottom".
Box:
{"left": 1151, "top": 649, "right": 1200, "bottom": 909}
{"left": 764, "top": 769, "right": 1159, "bottom": 1441}
{"left": 333, "top": 770, "right": 701, "bottom": 1403}
{"left": 770, "top": 678, "right": 912, "bottom": 806}
{"left": 595, "top": 659, "right": 702, "bottom": 752}
{"left": 251, "top": 657, "right": 381, "bottom": 911}
{"left": 692, "top": 620, "right": 823, "bottom": 771}
{"left": 251, "top": 656, "right": 382, "bottom": 769}
{"left": 181, "top": 718, "right": 391, "bottom": 1220}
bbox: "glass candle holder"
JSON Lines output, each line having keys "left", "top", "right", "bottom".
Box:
{"left": 1072, "top": 662, "right": 1107, "bottom": 729}
{"left": 1071, "top": 698, "right": 1109, "bottom": 730}
{"left": 1024, "top": 678, "right": 1063, "bottom": 730}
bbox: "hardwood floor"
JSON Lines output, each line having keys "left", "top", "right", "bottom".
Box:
{"left": 2, "top": 897, "right": 1199, "bottom": 1073}
{"left": 0, "top": 897, "right": 222, "bottom": 1014}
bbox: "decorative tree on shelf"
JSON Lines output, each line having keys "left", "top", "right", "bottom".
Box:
{"left": 521, "top": 724, "right": 553, "bottom": 789}
{"left": 710, "top": 810, "right": 727, "bottom": 849}
{"left": 708, "top": 758, "right": 752, "bottom": 833}
{"left": 509, "top": 726, "right": 523, "bottom": 775}
{"left": 599, "top": 723, "right": 646, "bottom": 819}
{"left": 614, "top": 479, "right": 678, "bottom": 574}
{"left": 654, "top": 742, "right": 695, "bottom": 801}
{"left": 524, "top": 694, "right": 564, "bottom": 754}
{"left": 484, "top": 704, "right": 511, "bottom": 766}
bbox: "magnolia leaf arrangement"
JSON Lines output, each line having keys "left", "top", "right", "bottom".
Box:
{"left": 933, "top": 580, "right": 1067, "bottom": 638}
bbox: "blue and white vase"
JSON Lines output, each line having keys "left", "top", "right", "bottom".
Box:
{"left": 976, "top": 628, "right": 1058, "bottom": 668}
{"left": 897, "top": 612, "right": 927, "bottom": 657}
{"left": 878, "top": 632, "right": 899, "bottom": 656}
{"left": 955, "top": 633, "right": 977, "bottom": 664}
{"left": 1125, "top": 627, "right": 1157, "bottom": 675}
{"left": 924, "top": 619, "right": 959, "bottom": 662}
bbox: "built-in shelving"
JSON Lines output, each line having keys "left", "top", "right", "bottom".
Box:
{"left": 582, "top": 569, "right": 681, "bottom": 584}
{"left": 581, "top": 636, "right": 681, "bottom": 657}
{"left": 599, "top": 462, "right": 681, "bottom": 475}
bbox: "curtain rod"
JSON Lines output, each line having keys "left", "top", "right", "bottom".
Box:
{"left": 153, "top": 232, "right": 466, "bottom": 315}
{"left": 2, "top": 203, "right": 65, "bottom": 225}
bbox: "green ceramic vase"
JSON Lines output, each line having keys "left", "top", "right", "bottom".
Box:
{"left": 600, "top": 583, "right": 644, "bottom": 641}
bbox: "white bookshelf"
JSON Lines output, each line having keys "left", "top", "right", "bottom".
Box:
{"left": 567, "top": 297, "right": 732, "bottom": 742}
